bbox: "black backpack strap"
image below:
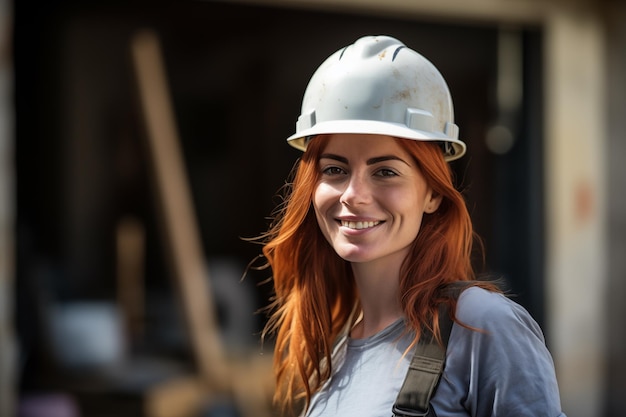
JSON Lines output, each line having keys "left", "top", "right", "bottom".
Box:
{"left": 391, "top": 282, "right": 470, "bottom": 417}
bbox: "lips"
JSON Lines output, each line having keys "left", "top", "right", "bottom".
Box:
{"left": 340, "top": 220, "right": 381, "bottom": 230}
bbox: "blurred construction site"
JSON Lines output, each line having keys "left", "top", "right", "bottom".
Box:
{"left": 1, "top": 0, "right": 625, "bottom": 416}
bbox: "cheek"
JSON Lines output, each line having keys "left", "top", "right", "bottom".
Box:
{"left": 395, "top": 188, "right": 427, "bottom": 231}
{"left": 312, "top": 184, "right": 323, "bottom": 217}
{"left": 387, "top": 187, "right": 425, "bottom": 215}
{"left": 313, "top": 183, "right": 336, "bottom": 213}
{"left": 312, "top": 184, "right": 333, "bottom": 236}
{"left": 313, "top": 185, "right": 328, "bottom": 228}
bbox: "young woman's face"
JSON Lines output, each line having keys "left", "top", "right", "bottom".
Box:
{"left": 313, "top": 134, "right": 441, "bottom": 265}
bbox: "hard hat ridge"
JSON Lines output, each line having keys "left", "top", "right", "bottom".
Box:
{"left": 340, "top": 34, "right": 403, "bottom": 60}
{"left": 287, "top": 35, "right": 466, "bottom": 161}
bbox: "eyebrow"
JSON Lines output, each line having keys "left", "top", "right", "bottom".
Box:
{"left": 319, "top": 153, "right": 411, "bottom": 166}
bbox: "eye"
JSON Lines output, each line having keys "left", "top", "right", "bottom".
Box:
{"left": 321, "top": 166, "right": 346, "bottom": 176}
{"left": 375, "top": 168, "right": 398, "bottom": 177}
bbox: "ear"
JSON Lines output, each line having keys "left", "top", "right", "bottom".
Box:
{"left": 424, "top": 191, "right": 443, "bottom": 214}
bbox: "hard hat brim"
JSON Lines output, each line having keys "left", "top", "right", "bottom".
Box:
{"left": 286, "top": 120, "right": 466, "bottom": 162}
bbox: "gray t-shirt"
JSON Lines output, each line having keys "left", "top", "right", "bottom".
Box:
{"left": 306, "top": 287, "right": 566, "bottom": 417}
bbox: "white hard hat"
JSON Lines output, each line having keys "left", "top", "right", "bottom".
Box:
{"left": 287, "top": 35, "right": 466, "bottom": 161}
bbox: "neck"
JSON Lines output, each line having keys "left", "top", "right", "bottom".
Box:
{"left": 350, "top": 257, "right": 405, "bottom": 339}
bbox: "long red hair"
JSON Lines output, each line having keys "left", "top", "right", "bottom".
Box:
{"left": 257, "top": 135, "right": 496, "bottom": 415}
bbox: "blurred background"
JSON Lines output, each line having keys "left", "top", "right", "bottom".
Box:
{"left": 1, "top": 0, "right": 625, "bottom": 416}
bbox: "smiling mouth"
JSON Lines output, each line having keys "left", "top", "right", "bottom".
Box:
{"left": 340, "top": 220, "right": 381, "bottom": 230}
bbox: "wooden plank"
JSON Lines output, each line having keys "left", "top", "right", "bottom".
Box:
{"left": 130, "top": 29, "right": 228, "bottom": 391}
{"left": 144, "top": 376, "right": 206, "bottom": 417}
{"left": 116, "top": 216, "right": 145, "bottom": 344}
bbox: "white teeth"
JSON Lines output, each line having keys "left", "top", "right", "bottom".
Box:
{"left": 341, "top": 220, "right": 380, "bottom": 230}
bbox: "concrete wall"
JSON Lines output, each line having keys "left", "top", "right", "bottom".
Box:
{"left": 544, "top": 6, "right": 607, "bottom": 416}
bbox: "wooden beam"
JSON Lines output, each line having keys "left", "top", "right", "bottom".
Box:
{"left": 130, "top": 29, "right": 229, "bottom": 391}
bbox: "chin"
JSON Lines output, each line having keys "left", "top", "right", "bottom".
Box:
{"left": 333, "top": 247, "right": 374, "bottom": 263}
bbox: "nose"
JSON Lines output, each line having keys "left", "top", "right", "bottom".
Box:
{"left": 340, "top": 173, "right": 372, "bottom": 206}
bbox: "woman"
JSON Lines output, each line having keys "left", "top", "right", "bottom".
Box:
{"left": 255, "top": 35, "right": 566, "bottom": 417}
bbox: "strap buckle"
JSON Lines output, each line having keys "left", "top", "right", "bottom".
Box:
{"left": 391, "top": 405, "right": 431, "bottom": 417}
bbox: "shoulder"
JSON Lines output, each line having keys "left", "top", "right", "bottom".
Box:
{"left": 435, "top": 288, "right": 565, "bottom": 416}
{"left": 454, "top": 286, "right": 544, "bottom": 341}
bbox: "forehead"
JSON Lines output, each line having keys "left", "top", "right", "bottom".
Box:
{"left": 321, "top": 134, "right": 410, "bottom": 158}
